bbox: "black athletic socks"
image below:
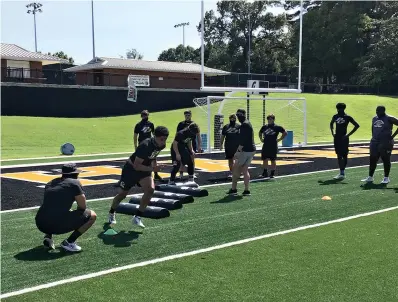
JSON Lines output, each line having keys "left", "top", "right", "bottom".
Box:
{"left": 66, "top": 230, "right": 82, "bottom": 243}
{"left": 262, "top": 169, "right": 268, "bottom": 177}
{"left": 270, "top": 170, "right": 275, "bottom": 177}
{"left": 109, "top": 207, "right": 116, "bottom": 214}
{"left": 136, "top": 210, "right": 144, "bottom": 217}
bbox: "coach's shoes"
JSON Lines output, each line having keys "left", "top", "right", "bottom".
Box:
{"left": 226, "top": 189, "right": 238, "bottom": 196}
{"left": 61, "top": 240, "right": 82, "bottom": 252}
{"left": 333, "top": 174, "right": 345, "bottom": 180}
{"left": 108, "top": 213, "right": 117, "bottom": 224}
{"left": 381, "top": 177, "right": 390, "bottom": 184}
{"left": 361, "top": 176, "right": 374, "bottom": 183}
{"left": 242, "top": 190, "right": 251, "bottom": 196}
{"left": 133, "top": 216, "right": 145, "bottom": 228}
{"left": 43, "top": 237, "right": 55, "bottom": 250}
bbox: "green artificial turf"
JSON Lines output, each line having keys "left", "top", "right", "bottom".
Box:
{"left": 1, "top": 165, "right": 398, "bottom": 300}
{"left": 2, "top": 93, "right": 396, "bottom": 159}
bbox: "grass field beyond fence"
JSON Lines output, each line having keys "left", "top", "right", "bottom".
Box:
{"left": 1, "top": 93, "right": 397, "bottom": 159}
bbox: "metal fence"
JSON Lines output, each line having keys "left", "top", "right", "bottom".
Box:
{"left": 1, "top": 67, "right": 397, "bottom": 95}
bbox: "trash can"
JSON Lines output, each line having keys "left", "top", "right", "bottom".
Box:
{"left": 199, "top": 133, "right": 208, "bottom": 151}
{"left": 282, "top": 130, "right": 293, "bottom": 147}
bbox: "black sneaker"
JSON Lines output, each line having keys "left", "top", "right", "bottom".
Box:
{"left": 43, "top": 237, "right": 55, "bottom": 250}
{"left": 242, "top": 190, "right": 251, "bottom": 196}
{"left": 226, "top": 189, "right": 238, "bottom": 196}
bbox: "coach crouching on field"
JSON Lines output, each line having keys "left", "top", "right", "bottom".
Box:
{"left": 35, "top": 163, "right": 96, "bottom": 252}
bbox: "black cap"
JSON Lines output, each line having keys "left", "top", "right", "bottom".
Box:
{"left": 54, "top": 163, "right": 82, "bottom": 175}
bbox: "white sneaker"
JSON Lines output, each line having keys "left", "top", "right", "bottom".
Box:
{"left": 333, "top": 174, "right": 345, "bottom": 180}
{"left": 133, "top": 216, "right": 145, "bottom": 228}
{"left": 61, "top": 240, "right": 82, "bottom": 252}
{"left": 43, "top": 237, "right": 55, "bottom": 250}
{"left": 361, "top": 176, "right": 374, "bottom": 183}
{"left": 381, "top": 177, "right": 390, "bottom": 184}
{"left": 108, "top": 213, "right": 117, "bottom": 224}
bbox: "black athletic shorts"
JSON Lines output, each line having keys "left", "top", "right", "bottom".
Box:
{"left": 118, "top": 162, "right": 151, "bottom": 191}
{"left": 370, "top": 140, "right": 394, "bottom": 158}
{"left": 261, "top": 144, "right": 278, "bottom": 161}
{"left": 334, "top": 136, "right": 349, "bottom": 156}
{"left": 35, "top": 208, "right": 91, "bottom": 235}
{"left": 225, "top": 145, "right": 238, "bottom": 159}
{"left": 171, "top": 146, "right": 193, "bottom": 166}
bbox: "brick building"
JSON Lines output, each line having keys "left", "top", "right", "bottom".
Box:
{"left": 0, "top": 43, "right": 69, "bottom": 83}
{"left": 63, "top": 57, "right": 230, "bottom": 89}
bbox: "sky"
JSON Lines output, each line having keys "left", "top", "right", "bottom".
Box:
{"left": 1, "top": 0, "right": 282, "bottom": 65}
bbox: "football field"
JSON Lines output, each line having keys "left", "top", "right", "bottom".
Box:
{"left": 1, "top": 145, "right": 398, "bottom": 301}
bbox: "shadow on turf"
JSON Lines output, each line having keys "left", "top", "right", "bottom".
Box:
{"left": 14, "top": 246, "right": 73, "bottom": 261}
{"left": 98, "top": 223, "right": 142, "bottom": 248}
{"left": 211, "top": 195, "right": 244, "bottom": 204}
{"left": 318, "top": 179, "right": 347, "bottom": 186}
{"left": 360, "top": 183, "right": 398, "bottom": 191}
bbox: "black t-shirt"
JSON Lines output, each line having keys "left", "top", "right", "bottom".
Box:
{"left": 222, "top": 123, "right": 240, "bottom": 149}
{"left": 129, "top": 137, "right": 165, "bottom": 166}
{"left": 259, "top": 124, "right": 286, "bottom": 145}
{"left": 177, "top": 120, "right": 193, "bottom": 132}
{"left": 239, "top": 120, "right": 256, "bottom": 152}
{"left": 40, "top": 178, "right": 84, "bottom": 215}
{"left": 331, "top": 114, "right": 357, "bottom": 137}
{"left": 134, "top": 120, "right": 155, "bottom": 143}
{"left": 174, "top": 128, "right": 196, "bottom": 148}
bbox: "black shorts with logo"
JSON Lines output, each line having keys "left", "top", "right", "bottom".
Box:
{"left": 171, "top": 146, "right": 193, "bottom": 166}
{"left": 118, "top": 162, "right": 151, "bottom": 191}
{"left": 261, "top": 143, "right": 278, "bottom": 160}
{"left": 225, "top": 145, "right": 238, "bottom": 159}
{"left": 334, "top": 136, "right": 349, "bottom": 156}
{"left": 35, "top": 208, "right": 91, "bottom": 235}
{"left": 370, "top": 140, "right": 394, "bottom": 157}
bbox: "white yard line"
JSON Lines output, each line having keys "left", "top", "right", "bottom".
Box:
{"left": 2, "top": 162, "right": 396, "bottom": 214}
{"left": 1, "top": 204, "right": 397, "bottom": 299}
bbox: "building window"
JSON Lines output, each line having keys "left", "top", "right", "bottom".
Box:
{"left": 7, "top": 60, "right": 31, "bottom": 78}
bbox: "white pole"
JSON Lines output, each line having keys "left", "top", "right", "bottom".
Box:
{"left": 201, "top": 0, "right": 205, "bottom": 88}
{"left": 207, "top": 96, "right": 211, "bottom": 153}
{"left": 298, "top": 0, "right": 303, "bottom": 92}
{"left": 91, "top": 0, "right": 96, "bottom": 58}
{"left": 303, "top": 99, "right": 307, "bottom": 146}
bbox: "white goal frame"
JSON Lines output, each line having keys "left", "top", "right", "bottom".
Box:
{"left": 193, "top": 95, "right": 307, "bottom": 154}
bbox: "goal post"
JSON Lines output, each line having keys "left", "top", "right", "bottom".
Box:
{"left": 193, "top": 95, "right": 307, "bottom": 153}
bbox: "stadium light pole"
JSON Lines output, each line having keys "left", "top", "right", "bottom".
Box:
{"left": 174, "top": 22, "right": 189, "bottom": 61}
{"left": 248, "top": 13, "right": 251, "bottom": 74}
{"left": 26, "top": 2, "right": 42, "bottom": 52}
{"left": 91, "top": 0, "right": 96, "bottom": 58}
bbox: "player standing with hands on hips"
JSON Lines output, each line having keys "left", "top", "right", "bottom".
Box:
{"left": 330, "top": 103, "right": 360, "bottom": 180}
{"left": 220, "top": 114, "right": 240, "bottom": 179}
{"left": 258, "top": 114, "right": 287, "bottom": 179}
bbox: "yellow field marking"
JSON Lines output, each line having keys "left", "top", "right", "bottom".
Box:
{"left": 1, "top": 166, "right": 170, "bottom": 186}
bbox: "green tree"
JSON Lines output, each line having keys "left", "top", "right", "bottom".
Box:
{"left": 197, "top": 1, "right": 290, "bottom": 73}
{"left": 121, "top": 48, "right": 143, "bottom": 60}
{"left": 358, "top": 17, "right": 398, "bottom": 86}
{"left": 158, "top": 45, "right": 200, "bottom": 63}
{"left": 48, "top": 51, "right": 74, "bottom": 64}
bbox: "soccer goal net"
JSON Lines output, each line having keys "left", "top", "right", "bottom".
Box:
{"left": 192, "top": 94, "right": 307, "bottom": 153}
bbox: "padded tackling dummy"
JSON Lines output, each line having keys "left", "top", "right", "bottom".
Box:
{"left": 175, "top": 181, "right": 199, "bottom": 188}
{"left": 115, "top": 203, "right": 170, "bottom": 219}
{"left": 151, "top": 191, "right": 194, "bottom": 204}
{"left": 129, "top": 196, "right": 183, "bottom": 210}
{"left": 155, "top": 184, "right": 209, "bottom": 197}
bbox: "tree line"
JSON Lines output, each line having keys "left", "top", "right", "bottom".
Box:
{"left": 157, "top": 0, "right": 398, "bottom": 88}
